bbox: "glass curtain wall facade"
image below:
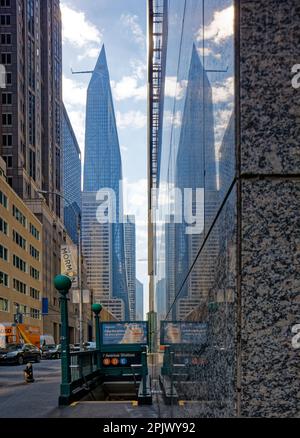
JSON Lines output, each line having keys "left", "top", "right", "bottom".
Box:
{"left": 152, "top": 0, "right": 235, "bottom": 416}
{"left": 124, "top": 215, "right": 136, "bottom": 321}
{"left": 62, "top": 105, "right": 81, "bottom": 244}
{"left": 83, "top": 46, "right": 129, "bottom": 320}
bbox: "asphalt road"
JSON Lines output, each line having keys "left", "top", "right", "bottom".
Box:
{"left": 0, "top": 360, "right": 61, "bottom": 418}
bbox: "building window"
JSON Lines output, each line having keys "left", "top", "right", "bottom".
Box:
{"left": 0, "top": 244, "right": 8, "bottom": 261}
{"left": 12, "top": 205, "right": 26, "bottom": 227}
{"left": 0, "top": 33, "right": 11, "bottom": 44}
{"left": 5, "top": 72, "right": 12, "bottom": 84}
{"left": 3, "top": 156, "right": 12, "bottom": 168}
{"left": 0, "top": 15, "right": 11, "bottom": 26}
{"left": 29, "top": 223, "right": 40, "bottom": 240}
{"left": 1, "top": 53, "right": 11, "bottom": 65}
{"left": 28, "top": 91, "right": 35, "bottom": 145}
{"left": 0, "top": 191, "right": 8, "bottom": 208}
{"left": 13, "top": 278, "right": 27, "bottom": 295}
{"left": 2, "top": 113, "right": 12, "bottom": 125}
{"left": 0, "top": 217, "right": 8, "bottom": 235}
{"left": 2, "top": 92, "right": 12, "bottom": 104}
{"left": 30, "top": 308, "right": 40, "bottom": 320}
{"left": 29, "top": 149, "right": 36, "bottom": 180}
{"left": 30, "top": 266, "right": 39, "bottom": 280}
{"left": 0, "top": 271, "right": 8, "bottom": 287}
{"left": 2, "top": 134, "right": 12, "bottom": 147}
{"left": 0, "top": 0, "right": 11, "bottom": 7}
{"left": 13, "top": 230, "right": 26, "bottom": 250}
{"left": 0, "top": 297, "right": 9, "bottom": 312}
{"left": 28, "top": 37, "right": 35, "bottom": 88}
{"left": 29, "top": 244, "right": 39, "bottom": 260}
{"left": 27, "top": 0, "right": 34, "bottom": 35}
{"left": 30, "top": 287, "right": 40, "bottom": 300}
{"left": 13, "top": 255, "right": 27, "bottom": 272}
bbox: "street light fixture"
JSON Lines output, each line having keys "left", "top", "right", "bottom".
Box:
{"left": 37, "top": 190, "right": 84, "bottom": 349}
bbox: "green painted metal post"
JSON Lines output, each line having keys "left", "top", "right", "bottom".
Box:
{"left": 92, "top": 303, "right": 102, "bottom": 370}
{"left": 54, "top": 275, "right": 72, "bottom": 405}
{"left": 142, "top": 347, "right": 147, "bottom": 397}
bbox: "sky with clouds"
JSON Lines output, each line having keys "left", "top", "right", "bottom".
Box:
{"left": 61, "top": 0, "right": 149, "bottom": 315}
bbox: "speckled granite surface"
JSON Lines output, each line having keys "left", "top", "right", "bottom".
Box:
{"left": 240, "top": 0, "right": 300, "bottom": 174}
{"left": 239, "top": 0, "right": 300, "bottom": 417}
{"left": 241, "top": 179, "right": 300, "bottom": 417}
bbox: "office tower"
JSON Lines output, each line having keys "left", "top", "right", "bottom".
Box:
{"left": 0, "top": 0, "right": 63, "bottom": 214}
{"left": 135, "top": 279, "right": 144, "bottom": 321}
{"left": 82, "top": 45, "right": 129, "bottom": 320}
{"left": 62, "top": 105, "right": 81, "bottom": 244}
{"left": 165, "top": 215, "right": 175, "bottom": 320}
{"left": 0, "top": 0, "right": 70, "bottom": 338}
{"left": 124, "top": 215, "right": 136, "bottom": 320}
{"left": 174, "top": 45, "right": 218, "bottom": 320}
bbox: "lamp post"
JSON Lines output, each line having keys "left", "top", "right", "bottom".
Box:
{"left": 54, "top": 274, "right": 72, "bottom": 405}
{"left": 92, "top": 303, "right": 102, "bottom": 370}
{"left": 37, "top": 190, "right": 84, "bottom": 349}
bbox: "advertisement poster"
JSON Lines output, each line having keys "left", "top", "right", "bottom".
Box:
{"left": 101, "top": 322, "right": 148, "bottom": 345}
{"left": 161, "top": 322, "right": 207, "bottom": 345}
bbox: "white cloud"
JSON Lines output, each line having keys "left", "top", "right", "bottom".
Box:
{"left": 197, "top": 5, "right": 234, "bottom": 44}
{"left": 197, "top": 47, "right": 222, "bottom": 59}
{"left": 111, "top": 76, "right": 147, "bottom": 101}
{"left": 120, "top": 14, "right": 145, "bottom": 48}
{"left": 62, "top": 75, "right": 87, "bottom": 157}
{"left": 214, "top": 107, "right": 233, "bottom": 159}
{"left": 77, "top": 47, "right": 100, "bottom": 61}
{"left": 63, "top": 75, "right": 86, "bottom": 107}
{"left": 67, "top": 109, "right": 86, "bottom": 154}
{"left": 164, "top": 110, "right": 182, "bottom": 129}
{"left": 212, "top": 77, "right": 234, "bottom": 104}
{"left": 130, "top": 59, "right": 147, "bottom": 80}
{"left": 164, "top": 77, "right": 188, "bottom": 100}
{"left": 116, "top": 111, "right": 147, "bottom": 130}
{"left": 61, "top": 3, "right": 102, "bottom": 48}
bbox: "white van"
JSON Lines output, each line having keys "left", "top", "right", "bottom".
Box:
{"left": 40, "top": 334, "right": 55, "bottom": 348}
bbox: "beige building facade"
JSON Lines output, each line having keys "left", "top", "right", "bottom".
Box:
{"left": 0, "top": 158, "right": 43, "bottom": 331}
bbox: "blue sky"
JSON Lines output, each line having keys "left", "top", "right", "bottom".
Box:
{"left": 61, "top": 0, "right": 149, "bottom": 315}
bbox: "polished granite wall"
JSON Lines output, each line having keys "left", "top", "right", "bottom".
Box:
{"left": 239, "top": 0, "right": 300, "bottom": 417}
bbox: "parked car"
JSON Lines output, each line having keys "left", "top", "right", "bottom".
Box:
{"left": 84, "top": 342, "right": 96, "bottom": 350}
{"left": 0, "top": 343, "right": 41, "bottom": 365}
{"left": 41, "top": 344, "right": 61, "bottom": 360}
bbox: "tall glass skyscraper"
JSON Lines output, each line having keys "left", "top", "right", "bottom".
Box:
{"left": 82, "top": 45, "right": 129, "bottom": 320}
{"left": 124, "top": 215, "right": 136, "bottom": 321}
{"left": 62, "top": 105, "right": 81, "bottom": 244}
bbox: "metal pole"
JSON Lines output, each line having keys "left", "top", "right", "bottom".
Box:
{"left": 77, "top": 214, "right": 84, "bottom": 349}
{"left": 54, "top": 275, "right": 72, "bottom": 405}
{"left": 92, "top": 303, "right": 102, "bottom": 370}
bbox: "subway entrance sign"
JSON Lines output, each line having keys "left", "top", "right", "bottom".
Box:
{"left": 160, "top": 321, "right": 208, "bottom": 404}
{"left": 99, "top": 321, "right": 152, "bottom": 404}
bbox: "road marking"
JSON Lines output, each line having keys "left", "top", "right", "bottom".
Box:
{"left": 132, "top": 401, "right": 138, "bottom": 407}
